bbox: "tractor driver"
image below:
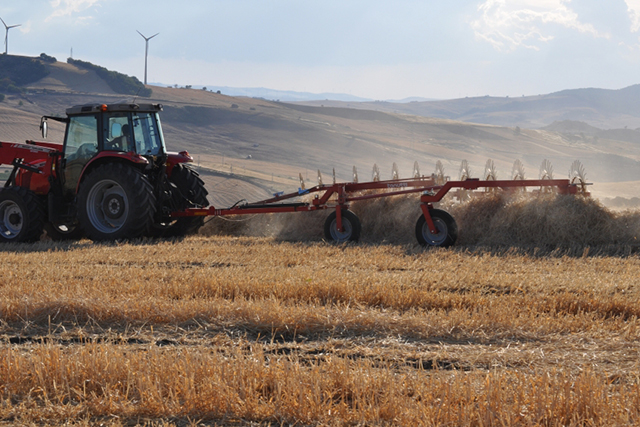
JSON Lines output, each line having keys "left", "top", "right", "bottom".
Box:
{"left": 107, "top": 123, "right": 131, "bottom": 152}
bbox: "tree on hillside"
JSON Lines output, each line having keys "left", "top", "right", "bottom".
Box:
{"left": 67, "top": 58, "right": 152, "bottom": 97}
{"left": 0, "top": 55, "right": 50, "bottom": 93}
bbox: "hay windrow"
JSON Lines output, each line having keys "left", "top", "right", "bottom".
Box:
{"left": 200, "top": 191, "right": 640, "bottom": 250}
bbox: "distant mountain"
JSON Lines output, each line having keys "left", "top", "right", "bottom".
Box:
{"left": 294, "top": 85, "right": 640, "bottom": 130}
{"left": 150, "top": 84, "right": 374, "bottom": 103}
{"left": 148, "top": 85, "right": 441, "bottom": 104}
{"left": 389, "top": 96, "right": 439, "bottom": 103}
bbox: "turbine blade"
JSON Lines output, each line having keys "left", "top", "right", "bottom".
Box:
{"left": 0, "top": 17, "right": 6, "bottom": 28}
{"left": 137, "top": 30, "right": 159, "bottom": 41}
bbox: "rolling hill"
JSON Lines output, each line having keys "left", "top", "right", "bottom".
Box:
{"left": 298, "top": 85, "right": 640, "bottom": 130}
{"left": 1, "top": 55, "right": 640, "bottom": 206}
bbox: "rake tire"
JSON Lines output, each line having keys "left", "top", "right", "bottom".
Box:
{"left": 324, "top": 209, "right": 361, "bottom": 243}
{"left": 415, "top": 209, "right": 457, "bottom": 248}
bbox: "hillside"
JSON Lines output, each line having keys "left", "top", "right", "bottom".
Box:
{"left": 1, "top": 58, "right": 640, "bottom": 205}
{"left": 298, "top": 85, "right": 640, "bottom": 130}
{"left": 27, "top": 61, "right": 115, "bottom": 94}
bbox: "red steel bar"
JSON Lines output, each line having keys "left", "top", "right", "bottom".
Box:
{"left": 171, "top": 175, "right": 582, "bottom": 219}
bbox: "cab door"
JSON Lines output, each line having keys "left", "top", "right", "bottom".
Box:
{"left": 62, "top": 115, "right": 98, "bottom": 196}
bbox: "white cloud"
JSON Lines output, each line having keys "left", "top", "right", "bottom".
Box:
{"left": 19, "top": 21, "right": 31, "bottom": 34}
{"left": 46, "top": 0, "right": 101, "bottom": 22}
{"left": 472, "top": 0, "right": 609, "bottom": 51}
{"left": 625, "top": 0, "right": 640, "bottom": 32}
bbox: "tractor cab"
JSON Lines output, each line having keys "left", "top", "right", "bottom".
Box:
{"left": 53, "top": 103, "right": 167, "bottom": 197}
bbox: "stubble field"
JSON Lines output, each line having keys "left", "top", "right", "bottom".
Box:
{"left": 2, "top": 194, "right": 640, "bottom": 426}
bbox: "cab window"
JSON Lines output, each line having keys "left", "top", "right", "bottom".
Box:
{"left": 63, "top": 115, "right": 98, "bottom": 195}
{"left": 64, "top": 115, "right": 98, "bottom": 160}
{"left": 132, "top": 112, "right": 163, "bottom": 156}
{"left": 104, "top": 114, "right": 131, "bottom": 152}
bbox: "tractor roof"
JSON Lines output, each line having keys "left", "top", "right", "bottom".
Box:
{"left": 66, "top": 103, "right": 163, "bottom": 116}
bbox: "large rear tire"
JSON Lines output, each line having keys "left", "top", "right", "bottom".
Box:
{"left": 0, "top": 187, "right": 45, "bottom": 243}
{"left": 150, "top": 164, "right": 209, "bottom": 237}
{"left": 324, "top": 209, "right": 361, "bottom": 243}
{"left": 415, "top": 209, "right": 457, "bottom": 248}
{"left": 77, "top": 163, "right": 156, "bottom": 241}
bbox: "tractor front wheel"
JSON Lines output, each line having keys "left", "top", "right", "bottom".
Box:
{"left": 324, "top": 209, "right": 361, "bottom": 243}
{"left": 415, "top": 209, "right": 458, "bottom": 248}
{"left": 0, "top": 187, "right": 45, "bottom": 243}
{"left": 78, "top": 163, "right": 156, "bottom": 241}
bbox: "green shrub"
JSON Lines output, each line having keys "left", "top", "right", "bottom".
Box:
{"left": 67, "top": 58, "right": 152, "bottom": 97}
{"left": 0, "top": 77, "right": 23, "bottom": 94}
{"left": 0, "top": 93, "right": 4, "bottom": 102}
{"left": 0, "top": 55, "right": 49, "bottom": 92}
{"left": 39, "top": 53, "right": 57, "bottom": 63}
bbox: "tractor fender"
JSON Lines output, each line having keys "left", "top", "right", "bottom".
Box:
{"left": 166, "top": 151, "right": 193, "bottom": 176}
{"left": 75, "top": 152, "right": 149, "bottom": 194}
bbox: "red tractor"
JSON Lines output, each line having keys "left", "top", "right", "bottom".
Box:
{"left": 0, "top": 103, "right": 209, "bottom": 242}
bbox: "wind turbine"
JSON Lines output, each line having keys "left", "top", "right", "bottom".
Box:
{"left": 137, "top": 30, "right": 159, "bottom": 85}
{"left": 1, "top": 17, "right": 21, "bottom": 55}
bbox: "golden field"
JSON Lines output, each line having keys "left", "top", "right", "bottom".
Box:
{"left": 1, "top": 195, "right": 640, "bottom": 426}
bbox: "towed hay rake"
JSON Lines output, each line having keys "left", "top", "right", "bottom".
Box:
{"left": 174, "top": 159, "right": 590, "bottom": 248}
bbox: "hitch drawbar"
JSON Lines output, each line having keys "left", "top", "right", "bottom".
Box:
{"left": 171, "top": 175, "right": 585, "bottom": 247}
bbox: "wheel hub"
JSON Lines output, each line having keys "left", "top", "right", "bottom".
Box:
{"left": 8, "top": 212, "right": 21, "bottom": 226}
{"left": 103, "top": 194, "right": 125, "bottom": 219}
{"left": 0, "top": 200, "right": 23, "bottom": 238}
{"left": 85, "top": 179, "right": 129, "bottom": 233}
{"left": 422, "top": 218, "right": 447, "bottom": 245}
{"left": 330, "top": 219, "right": 352, "bottom": 242}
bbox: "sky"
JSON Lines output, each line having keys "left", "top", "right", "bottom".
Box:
{"left": 2, "top": 0, "right": 640, "bottom": 100}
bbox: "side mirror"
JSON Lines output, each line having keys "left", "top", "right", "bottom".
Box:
{"left": 40, "top": 118, "right": 48, "bottom": 139}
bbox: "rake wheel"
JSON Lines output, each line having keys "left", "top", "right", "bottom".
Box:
{"left": 459, "top": 160, "right": 471, "bottom": 181}
{"left": 457, "top": 160, "right": 471, "bottom": 201}
{"left": 434, "top": 160, "right": 446, "bottom": 186}
{"left": 372, "top": 164, "right": 380, "bottom": 182}
{"left": 511, "top": 159, "right": 526, "bottom": 180}
{"left": 539, "top": 159, "right": 555, "bottom": 193}
{"left": 484, "top": 159, "right": 498, "bottom": 193}
{"left": 510, "top": 159, "right": 526, "bottom": 193}
{"left": 569, "top": 160, "right": 588, "bottom": 195}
